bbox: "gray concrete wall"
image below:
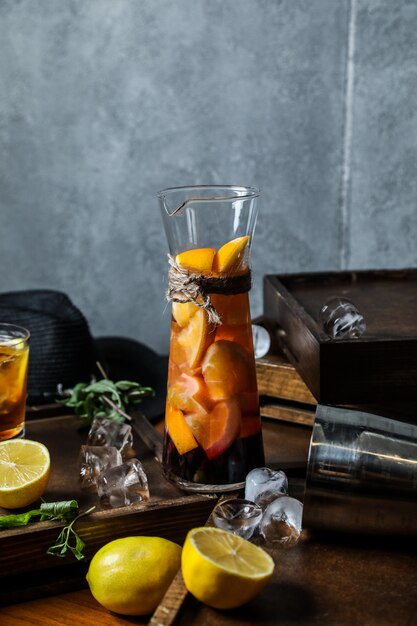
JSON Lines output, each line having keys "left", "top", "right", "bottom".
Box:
{"left": 1, "top": 0, "right": 416, "bottom": 354}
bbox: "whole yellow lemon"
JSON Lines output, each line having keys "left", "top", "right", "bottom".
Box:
{"left": 86, "top": 536, "right": 181, "bottom": 616}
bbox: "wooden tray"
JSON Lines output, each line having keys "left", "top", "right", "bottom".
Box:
{"left": 0, "top": 413, "right": 216, "bottom": 605}
{"left": 263, "top": 269, "right": 417, "bottom": 405}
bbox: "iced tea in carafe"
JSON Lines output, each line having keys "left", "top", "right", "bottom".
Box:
{"left": 159, "top": 186, "right": 264, "bottom": 492}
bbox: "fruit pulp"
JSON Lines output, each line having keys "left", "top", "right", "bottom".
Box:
{"left": 163, "top": 287, "right": 264, "bottom": 488}
{"left": 0, "top": 344, "right": 29, "bottom": 440}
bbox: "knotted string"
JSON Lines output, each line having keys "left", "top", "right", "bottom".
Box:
{"left": 166, "top": 255, "right": 252, "bottom": 326}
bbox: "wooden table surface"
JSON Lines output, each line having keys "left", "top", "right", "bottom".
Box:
{"left": 1, "top": 420, "right": 417, "bottom": 626}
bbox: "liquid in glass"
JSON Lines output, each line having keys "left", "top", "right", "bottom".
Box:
{"left": 0, "top": 325, "right": 30, "bottom": 441}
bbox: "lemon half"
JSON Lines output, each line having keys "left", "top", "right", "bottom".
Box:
{"left": 181, "top": 527, "right": 274, "bottom": 609}
{"left": 0, "top": 439, "right": 50, "bottom": 509}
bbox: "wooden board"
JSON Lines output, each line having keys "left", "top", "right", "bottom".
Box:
{"left": 256, "top": 353, "right": 316, "bottom": 405}
{"left": 149, "top": 532, "right": 417, "bottom": 626}
{"left": 0, "top": 413, "right": 216, "bottom": 605}
{"left": 260, "top": 403, "right": 315, "bottom": 427}
{"left": 263, "top": 270, "right": 417, "bottom": 406}
{"left": 2, "top": 421, "right": 417, "bottom": 626}
{"left": 0, "top": 420, "right": 314, "bottom": 624}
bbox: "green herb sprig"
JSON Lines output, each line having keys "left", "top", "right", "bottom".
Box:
{"left": 0, "top": 500, "right": 78, "bottom": 529}
{"left": 60, "top": 363, "right": 154, "bottom": 426}
{"left": 46, "top": 506, "right": 95, "bottom": 560}
{"left": 0, "top": 500, "right": 94, "bottom": 560}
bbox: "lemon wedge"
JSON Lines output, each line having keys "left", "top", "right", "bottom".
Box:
{"left": 0, "top": 439, "right": 50, "bottom": 509}
{"left": 181, "top": 527, "right": 274, "bottom": 609}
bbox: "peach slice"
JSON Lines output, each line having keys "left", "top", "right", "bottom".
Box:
{"left": 177, "top": 308, "right": 214, "bottom": 369}
{"left": 176, "top": 248, "right": 216, "bottom": 274}
{"left": 202, "top": 340, "right": 250, "bottom": 401}
{"left": 185, "top": 399, "right": 241, "bottom": 459}
{"left": 172, "top": 301, "right": 200, "bottom": 327}
{"left": 165, "top": 403, "right": 198, "bottom": 455}
{"left": 212, "top": 236, "right": 250, "bottom": 274}
{"left": 167, "top": 372, "right": 211, "bottom": 415}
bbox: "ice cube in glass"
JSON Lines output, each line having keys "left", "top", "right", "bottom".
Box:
{"left": 260, "top": 495, "right": 303, "bottom": 547}
{"left": 96, "top": 458, "right": 150, "bottom": 509}
{"left": 212, "top": 498, "right": 262, "bottom": 540}
{"left": 86, "top": 417, "right": 134, "bottom": 459}
{"left": 79, "top": 445, "right": 122, "bottom": 489}
{"left": 245, "top": 467, "right": 288, "bottom": 508}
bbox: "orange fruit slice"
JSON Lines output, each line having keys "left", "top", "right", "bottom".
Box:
{"left": 185, "top": 398, "right": 241, "bottom": 459}
{"left": 167, "top": 373, "right": 211, "bottom": 414}
{"left": 168, "top": 322, "right": 190, "bottom": 369}
{"left": 172, "top": 301, "right": 199, "bottom": 327}
{"left": 177, "top": 308, "right": 214, "bottom": 368}
{"left": 214, "top": 322, "right": 255, "bottom": 354}
{"left": 181, "top": 527, "right": 274, "bottom": 609}
{"left": 165, "top": 404, "right": 198, "bottom": 455}
{"left": 176, "top": 248, "right": 216, "bottom": 274}
{"left": 202, "top": 340, "right": 250, "bottom": 401}
{"left": 0, "top": 439, "right": 50, "bottom": 509}
{"left": 213, "top": 236, "right": 250, "bottom": 274}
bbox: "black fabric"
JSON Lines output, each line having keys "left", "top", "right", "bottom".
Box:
{"left": 0, "top": 290, "right": 96, "bottom": 404}
{"left": 95, "top": 337, "right": 167, "bottom": 421}
{"left": 0, "top": 290, "right": 167, "bottom": 420}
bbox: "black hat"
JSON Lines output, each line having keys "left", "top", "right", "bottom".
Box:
{"left": 0, "top": 290, "right": 167, "bottom": 421}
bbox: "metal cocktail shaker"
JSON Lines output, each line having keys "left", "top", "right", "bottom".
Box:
{"left": 303, "top": 404, "right": 417, "bottom": 535}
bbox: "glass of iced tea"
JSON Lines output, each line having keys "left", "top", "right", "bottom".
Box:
{"left": 158, "top": 186, "right": 264, "bottom": 492}
{"left": 0, "top": 323, "right": 30, "bottom": 440}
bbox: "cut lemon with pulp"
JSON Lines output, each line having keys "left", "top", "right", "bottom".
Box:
{"left": 181, "top": 527, "right": 274, "bottom": 609}
{"left": 0, "top": 439, "right": 50, "bottom": 509}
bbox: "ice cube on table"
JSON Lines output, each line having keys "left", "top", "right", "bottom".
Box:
{"left": 319, "top": 297, "right": 366, "bottom": 340}
{"left": 260, "top": 496, "right": 303, "bottom": 547}
{"left": 212, "top": 498, "right": 263, "bottom": 540}
{"left": 96, "top": 458, "right": 150, "bottom": 509}
{"left": 79, "top": 445, "right": 122, "bottom": 489}
{"left": 86, "top": 417, "right": 134, "bottom": 459}
{"left": 245, "top": 467, "right": 288, "bottom": 508}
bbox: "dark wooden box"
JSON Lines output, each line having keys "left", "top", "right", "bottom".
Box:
{"left": 263, "top": 269, "right": 417, "bottom": 405}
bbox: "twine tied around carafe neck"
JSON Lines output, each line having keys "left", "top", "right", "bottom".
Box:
{"left": 166, "top": 255, "right": 252, "bottom": 326}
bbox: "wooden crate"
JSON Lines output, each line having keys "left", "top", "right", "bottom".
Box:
{"left": 263, "top": 270, "right": 417, "bottom": 406}
{"left": 256, "top": 350, "right": 316, "bottom": 427}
